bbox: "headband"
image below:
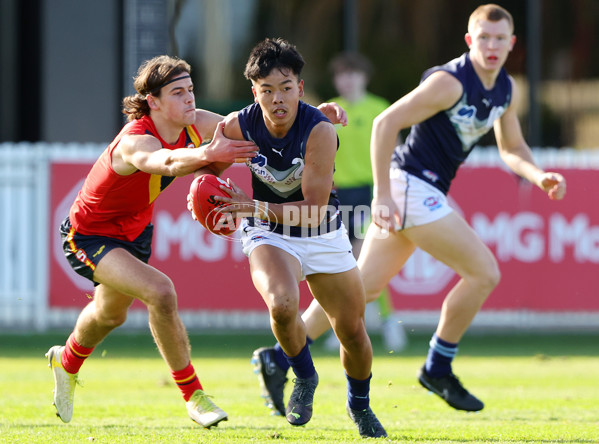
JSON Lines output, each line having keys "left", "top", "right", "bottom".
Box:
{"left": 148, "top": 74, "right": 191, "bottom": 95}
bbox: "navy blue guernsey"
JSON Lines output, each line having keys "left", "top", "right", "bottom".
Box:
{"left": 238, "top": 101, "right": 341, "bottom": 237}
{"left": 392, "top": 52, "right": 512, "bottom": 194}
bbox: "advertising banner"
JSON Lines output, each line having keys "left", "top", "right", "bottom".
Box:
{"left": 390, "top": 166, "right": 598, "bottom": 311}
{"left": 49, "top": 161, "right": 598, "bottom": 313}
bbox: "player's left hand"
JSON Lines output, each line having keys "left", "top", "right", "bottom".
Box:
{"left": 216, "top": 179, "right": 255, "bottom": 217}
{"left": 539, "top": 172, "right": 566, "bottom": 200}
{"left": 317, "top": 102, "right": 348, "bottom": 127}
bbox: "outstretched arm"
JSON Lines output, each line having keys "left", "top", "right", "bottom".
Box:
{"left": 116, "top": 120, "right": 257, "bottom": 177}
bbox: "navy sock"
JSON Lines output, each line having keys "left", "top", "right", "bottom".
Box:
{"left": 284, "top": 341, "right": 316, "bottom": 379}
{"left": 273, "top": 342, "right": 290, "bottom": 372}
{"left": 346, "top": 373, "right": 371, "bottom": 411}
{"left": 425, "top": 334, "right": 458, "bottom": 378}
{"left": 274, "top": 336, "right": 313, "bottom": 373}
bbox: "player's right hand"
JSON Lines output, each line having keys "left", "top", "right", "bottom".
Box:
{"left": 371, "top": 195, "right": 402, "bottom": 233}
{"left": 538, "top": 171, "right": 566, "bottom": 201}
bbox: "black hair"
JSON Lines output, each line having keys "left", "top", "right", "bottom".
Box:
{"left": 244, "top": 38, "right": 305, "bottom": 81}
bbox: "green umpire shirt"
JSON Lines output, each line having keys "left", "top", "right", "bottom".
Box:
{"left": 329, "top": 93, "right": 390, "bottom": 188}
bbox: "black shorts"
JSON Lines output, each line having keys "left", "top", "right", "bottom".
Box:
{"left": 60, "top": 217, "right": 153, "bottom": 286}
{"left": 335, "top": 185, "right": 372, "bottom": 241}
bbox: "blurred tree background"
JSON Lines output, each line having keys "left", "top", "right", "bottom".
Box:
{"left": 1, "top": 0, "right": 598, "bottom": 147}
{"left": 176, "top": 0, "right": 599, "bottom": 149}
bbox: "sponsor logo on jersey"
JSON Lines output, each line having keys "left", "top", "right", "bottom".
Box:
{"left": 422, "top": 170, "right": 439, "bottom": 182}
{"left": 453, "top": 105, "right": 476, "bottom": 123}
{"left": 249, "top": 154, "right": 304, "bottom": 197}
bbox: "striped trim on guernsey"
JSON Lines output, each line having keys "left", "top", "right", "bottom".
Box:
{"left": 186, "top": 124, "right": 201, "bottom": 147}
{"left": 148, "top": 174, "right": 162, "bottom": 204}
{"left": 66, "top": 226, "right": 96, "bottom": 271}
{"left": 148, "top": 124, "right": 202, "bottom": 203}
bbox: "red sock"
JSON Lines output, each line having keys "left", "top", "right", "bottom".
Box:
{"left": 61, "top": 333, "right": 94, "bottom": 374}
{"left": 171, "top": 362, "right": 203, "bottom": 402}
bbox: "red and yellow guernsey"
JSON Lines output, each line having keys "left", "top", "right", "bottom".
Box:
{"left": 69, "top": 115, "right": 201, "bottom": 241}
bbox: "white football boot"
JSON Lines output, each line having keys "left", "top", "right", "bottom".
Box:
{"left": 46, "top": 345, "right": 78, "bottom": 423}
{"left": 186, "top": 389, "right": 228, "bottom": 428}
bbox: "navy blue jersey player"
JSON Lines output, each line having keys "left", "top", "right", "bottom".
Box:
{"left": 248, "top": 4, "right": 567, "bottom": 415}
{"left": 236, "top": 101, "right": 342, "bottom": 237}
{"left": 368, "top": 6, "right": 561, "bottom": 413}
{"left": 194, "top": 38, "right": 387, "bottom": 439}
{"left": 395, "top": 51, "right": 513, "bottom": 197}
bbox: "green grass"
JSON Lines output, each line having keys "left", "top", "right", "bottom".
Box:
{"left": 1, "top": 330, "right": 598, "bottom": 443}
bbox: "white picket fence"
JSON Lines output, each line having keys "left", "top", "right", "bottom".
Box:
{"left": 0, "top": 143, "right": 104, "bottom": 331}
{"left": 1, "top": 142, "right": 598, "bottom": 332}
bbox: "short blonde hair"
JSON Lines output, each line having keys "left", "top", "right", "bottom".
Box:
{"left": 468, "top": 4, "right": 514, "bottom": 34}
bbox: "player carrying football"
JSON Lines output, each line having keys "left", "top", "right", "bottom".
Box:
{"left": 194, "top": 38, "right": 387, "bottom": 439}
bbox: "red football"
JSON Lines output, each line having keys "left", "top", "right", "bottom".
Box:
{"left": 189, "top": 174, "right": 237, "bottom": 235}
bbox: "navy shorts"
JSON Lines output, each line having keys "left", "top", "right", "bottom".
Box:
{"left": 60, "top": 217, "right": 153, "bottom": 286}
{"left": 335, "top": 185, "right": 372, "bottom": 241}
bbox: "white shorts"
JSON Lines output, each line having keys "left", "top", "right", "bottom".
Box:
{"left": 240, "top": 221, "right": 357, "bottom": 278}
{"left": 390, "top": 168, "right": 453, "bottom": 230}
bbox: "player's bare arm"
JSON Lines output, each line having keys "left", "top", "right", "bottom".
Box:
{"left": 188, "top": 111, "right": 247, "bottom": 180}
{"left": 115, "top": 121, "right": 257, "bottom": 177}
{"left": 494, "top": 77, "right": 566, "bottom": 200}
{"left": 201, "top": 120, "right": 258, "bottom": 165}
{"left": 370, "top": 71, "right": 462, "bottom": 229}
{"left": 204, "top": 112, "right": 245, "bottom": 176}
{"left": 193, "top": 108, "right": 225, "bottom": 141}
{"left": 295, "top": 121, "right": 338, "bottom": 227}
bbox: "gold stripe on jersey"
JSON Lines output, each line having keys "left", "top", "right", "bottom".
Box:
{"left": 186, "top": 125, "right": 201, "bottom": 147}
{"left": 148, "top": 126, "right": 201, "bottom": 203}
{"left": 148, "top": 174, "right": 162, "bottom": 204}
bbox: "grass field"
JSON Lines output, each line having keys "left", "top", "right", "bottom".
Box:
{"left": 1, "top": 329, "right": 598, "bottom": 443}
